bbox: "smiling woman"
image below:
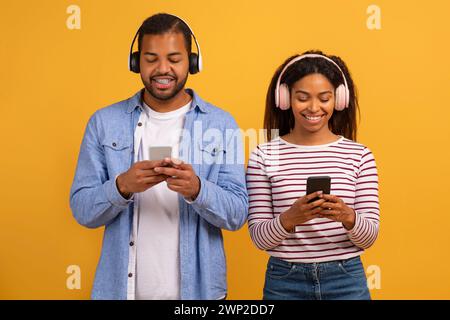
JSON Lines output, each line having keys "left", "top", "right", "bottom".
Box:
{"left": 246, "top": 51, "right": 379, "bottom": 300}
{"left": 292, "top": 73, "right": 335, "bottom": 130}
{"left": 265, "top": 50, "right": 358, "bottom": 144}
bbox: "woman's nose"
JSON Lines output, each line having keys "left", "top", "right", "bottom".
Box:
{"left": 308, "top": 100, "right": 321, "bottom": 113}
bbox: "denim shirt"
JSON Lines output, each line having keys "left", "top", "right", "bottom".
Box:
{"left": 69, "top": 89, "right": 248, "bottom": 300}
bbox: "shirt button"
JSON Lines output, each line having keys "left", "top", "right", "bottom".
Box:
{"left": 128, "top": 273, "right": 133, "bottom": 278}
{"left": 129, "top": 241, "right": 134, "bottom": 246}
{"left": 112, "top": 142, "right": 117, "bottom": 147}
{"left": 138, "top": 122, "right": 142, "bottom": 127}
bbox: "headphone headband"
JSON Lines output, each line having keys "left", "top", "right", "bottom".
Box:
{"left": 275, "top": 54, "right": 349, "bottom": 109}
{"left": 128, "top": 14, "right": 203, "bottom": 73}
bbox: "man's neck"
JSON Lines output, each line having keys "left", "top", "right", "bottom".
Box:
{"left": 143, "top": 89, "right": 192, "bottom": 113}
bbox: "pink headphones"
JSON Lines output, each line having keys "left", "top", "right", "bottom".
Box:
{"left": 274, "top": 54, "right": 350, "bottom": 111}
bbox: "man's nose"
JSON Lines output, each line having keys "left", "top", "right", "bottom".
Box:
{"left": 156, "top": 59, "right": 171, "bottom": 74}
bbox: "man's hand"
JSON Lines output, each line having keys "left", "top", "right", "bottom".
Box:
{"left": 116, "top": 160, "right": 170, "bottom": 199}
{"left": 153, "top": 158, "right": 200, "bottom": 200}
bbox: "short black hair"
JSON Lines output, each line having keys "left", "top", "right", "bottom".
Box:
{"left": 137, "top": 13, "right": 192, "bottom": 54}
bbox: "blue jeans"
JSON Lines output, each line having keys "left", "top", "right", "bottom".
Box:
{"left": 263, "top": 256, "right": 371, "bottom": 300}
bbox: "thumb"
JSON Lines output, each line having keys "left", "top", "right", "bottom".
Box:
{"left": 170, "top": 158, "right": 184, "bottom": 166}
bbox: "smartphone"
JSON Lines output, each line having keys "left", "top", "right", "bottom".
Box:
{"left": 149, "top": 146, "right": 172, "bottom": 161}
{"left": 306, "top": 176, "right": 331, "bottom": 203}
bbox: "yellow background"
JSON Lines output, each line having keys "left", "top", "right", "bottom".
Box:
{"left": 1, "top": 0, "right": 449, "bottom": 299}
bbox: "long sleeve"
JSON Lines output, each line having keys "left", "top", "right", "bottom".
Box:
{"left": 246, "top": 147, "right": 290, "bottom": 250}
{"left": 69, "top": 113, "right": 132, "bottom": 229}
{"left": 347, "top": 147, "right": 380, "bottom": 249}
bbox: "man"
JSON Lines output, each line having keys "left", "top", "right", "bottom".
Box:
{"left": 70, "top": 13, "right": 248, "bottom": 300}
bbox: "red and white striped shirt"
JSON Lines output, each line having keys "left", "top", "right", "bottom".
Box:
{"left": 246, "top": 136, "right": 379, "bottom": 263}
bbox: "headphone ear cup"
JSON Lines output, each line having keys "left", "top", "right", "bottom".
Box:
{"left": 278, "top": 83, "right": 291, "bottom": 110}
{"left": 189, "top": 53, "right": 199, "bottom": 74}
{"left": 334, "top": 84, "right": 347, "bottom": 111}
{"left": 130, "top": 51, "right": 140, "bottom": 73}
{"left": 344, "top": 85, "right": 350, "bottom": 109}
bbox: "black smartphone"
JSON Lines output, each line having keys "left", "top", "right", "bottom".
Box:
{"left": 306, "top": 176, "right": 331, "bottom": 203}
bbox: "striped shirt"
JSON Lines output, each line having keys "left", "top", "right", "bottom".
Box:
{"left": 246, "top": 136, "right": 379, "bottom": 263}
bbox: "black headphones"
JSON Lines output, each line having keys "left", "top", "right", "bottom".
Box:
{"left": 128, "top": 14, "right": 203, "bottom": 74}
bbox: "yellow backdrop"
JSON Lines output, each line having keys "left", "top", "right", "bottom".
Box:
{"left": 1, "top": 0, "right": 449, "bottom": 299}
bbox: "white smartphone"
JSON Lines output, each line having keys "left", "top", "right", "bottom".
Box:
{"left": 148, "top": 146, "right": 172, "bottom": 161}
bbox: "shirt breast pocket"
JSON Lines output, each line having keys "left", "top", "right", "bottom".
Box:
{"left": 101, "top": 137, "right": 132, "bottom": 175}
{"left": 198, "top": 141, "right": 226, "bottom": 183}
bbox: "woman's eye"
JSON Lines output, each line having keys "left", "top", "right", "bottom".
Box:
{"left": 146, "top": 59, "right": 157, "bottom": 63}
{"left": 170, "top": 60, "right": 181, "bottom": 64}
{"left": 320, "top": 99, "right": 330, "bottom": 103}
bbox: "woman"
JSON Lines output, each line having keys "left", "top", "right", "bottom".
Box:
{"left": 246, "top": 51, "right": 379, "bottom": 300}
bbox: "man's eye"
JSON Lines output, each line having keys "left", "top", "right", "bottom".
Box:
{"left": 320, "top": 99, "right": 330, "bottom": 103}
{"left": 298, "top": 97, "right": 308, "bottom": 102}
{"left": 170, "top": 60, "right": 181, "bottom": 64}
{"left": 146, "top": 59, "right": 157, "bottom": 63}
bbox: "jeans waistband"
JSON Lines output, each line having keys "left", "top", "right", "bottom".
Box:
{"left": 268, "top": 255, "right": 362, "bottom": 269}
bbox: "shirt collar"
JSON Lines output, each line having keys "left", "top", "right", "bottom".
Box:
{"left": 126, "top": 88, "right": 209, "bottom": 114}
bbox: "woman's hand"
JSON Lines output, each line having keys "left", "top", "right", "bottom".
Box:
{"left": 280, "top": 191, "right": 326, "bottom": 232}
{"left": 318, "top": 194, "right": 356, "bottom": 230}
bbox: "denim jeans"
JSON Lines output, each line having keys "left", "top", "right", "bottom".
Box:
{"left": 263, "top": 256, "right": 371, "bottom": 300}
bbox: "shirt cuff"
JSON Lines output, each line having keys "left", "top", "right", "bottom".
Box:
{"left": 104, "top": 175, "right": 134, "bottom": 207}
{"left": 184, "top": 176, "right": 202, "bottom": 204}
{"left": 275, "top": 214, "right": 294, "bottom": 237}
{"left": 346, "top": 210, "right": 361, "bottom": 236}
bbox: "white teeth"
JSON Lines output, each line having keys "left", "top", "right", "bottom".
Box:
{"left": 154, "top": 79, "right": 171, "bottom": 84}
{"left": 304, "top": 115, "right": 323, "bottom": 121}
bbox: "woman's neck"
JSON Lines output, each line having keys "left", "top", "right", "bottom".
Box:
{"left": 282, "top": 126, "right": 340, "bottom": 146}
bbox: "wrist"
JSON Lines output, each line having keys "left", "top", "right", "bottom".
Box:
{"left": 280, "top": 209, "right": 295, "bottom": 233}
{"left": 116, "top": 174, "right": 131, "bottom": 199}
{"left": 189, "top": 176, "right": 201, "bottom": 201}
{"left": 342, "top": 209, "right": 356, "bottom": 230}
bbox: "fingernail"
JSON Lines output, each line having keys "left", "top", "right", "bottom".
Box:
{"left": 154, "top": 167, "right": 160, "bottom": 172}
{"left": 172, "top": 158, "right": 182, "bottom": 165}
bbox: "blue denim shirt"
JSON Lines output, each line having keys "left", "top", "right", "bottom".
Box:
{"left": 70, "top": 89, "right": 248, "bottom": 299}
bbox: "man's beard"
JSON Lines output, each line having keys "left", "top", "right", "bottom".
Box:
{"left": 143, "top": 73, "right": 188, "bottom": 101}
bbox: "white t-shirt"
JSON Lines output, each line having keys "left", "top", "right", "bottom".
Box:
{"left": 135, "top": 100, "right": 191, "bottom": 300}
